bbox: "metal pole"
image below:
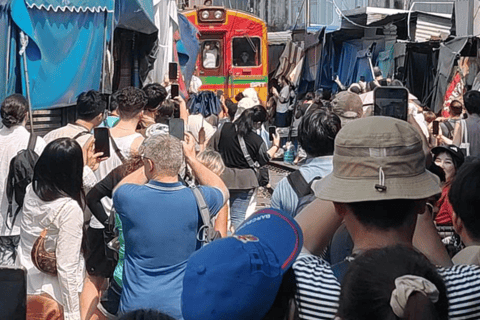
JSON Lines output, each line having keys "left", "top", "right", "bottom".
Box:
{"left": 5, "top": 21, "right": 11, "bottom": 97}
{"left": 20, "top": 32, "right": 34, "bottom": 133}
{"left": 101, "top": 10, "right": 108, "bottom": 93}
{"left": 306, "top": 0, "right": 310, "bottom": 29}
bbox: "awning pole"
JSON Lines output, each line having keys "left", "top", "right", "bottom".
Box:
{"left": 5, "top": 20, "right": 11, "bottom": 97}
{"left": 20, "top": 32, "right": 33, "bottom": 133}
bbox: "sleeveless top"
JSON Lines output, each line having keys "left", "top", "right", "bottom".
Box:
{"left": 90, "top": 133, "right": 143, "bottom": 229}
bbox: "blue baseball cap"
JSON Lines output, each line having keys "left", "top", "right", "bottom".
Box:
{"left": 181, "top": 208, "right": 303, "bottom": 320}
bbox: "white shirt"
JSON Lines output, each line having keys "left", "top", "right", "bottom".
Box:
{"left": 187, "top": 114, "right": 216, "bottom": 145}
{"left": 16, "top": 185, "right": 84, "bottom": 320}
{"left": 203, "top": 48, "right": 218, "bottom": 68}
{"left": 276, "top": 85, "right": 291, "bottom": 113}
{"left": 43, "top": 123, "right": 92, "bottom": 147}
{"left": 0, "top": 125, "right": 46, "bottom": 236}
{"left": 91, "top": 133, "right": 143, "bottom": 229}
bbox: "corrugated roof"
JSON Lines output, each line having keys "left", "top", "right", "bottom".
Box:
{"left": 268, "top": 31, "right": 292, "bottom": 45}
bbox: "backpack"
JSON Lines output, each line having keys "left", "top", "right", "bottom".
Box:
{"left": 5, "top": 134, "right": 39, "bottom": 230}
{"left": 286, "top": 170, "right": 321, "bottom": 217}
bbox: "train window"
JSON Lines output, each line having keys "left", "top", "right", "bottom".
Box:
{"left": 202, "top": 41, "right": 221, "bottom": 69}
{"left": 233, "top": 37, "right": 261, "bottom": 67}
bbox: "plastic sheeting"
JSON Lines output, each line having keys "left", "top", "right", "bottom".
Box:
{"left": 177, "top": 13, "right": 199, "bottom": 90}
{"left": 0, "top": 0, "right": 11, "bottom": 101}
{"left": 432, "top": 37, "right": 469, "bottom": 113}
{"left": 10, "top": 0, "right": 112, "bottom": 110}
{"left": 115, "top": 0, "right": 157, "bottom": 35}
{"left": 145, "top": 0, "right": 177, "bottom": 84}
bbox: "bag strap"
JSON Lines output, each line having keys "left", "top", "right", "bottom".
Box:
{"left": 27, "top": 133, "right": 37, "bottom": 151}
{"left": 41, "top": 200, "right": 70, "bottom": 230}
{"left": 191, "top": 186, "right": 219, "bottom": 243}
{"left": 444, "top": 121, "right": 454, "bottom": 137}
{"left": 287, "top": 170, "right": 311, "bottom": 198}
{"left": 237, "top": 134, "right": 259, "bottom": 169}
{"left": 72, "top": 131, "right": 89, "bottom": 140}
{"left": 460, "top": 120, "right": 470, "bottom": 156}
{"left": 109, "top": 131, "right": 127, "bottom": 164}
{"left": 331, "top": 259, "right": 351, "bottom": 284}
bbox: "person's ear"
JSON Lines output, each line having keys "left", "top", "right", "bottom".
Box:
{"left": 452, "top": 211, "right": 463, "bottom": 235}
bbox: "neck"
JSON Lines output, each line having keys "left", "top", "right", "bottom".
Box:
{"left": 151, "top": 174, "right": 179, "bottom": 184}
{"left": 75, "top": 119, "right": 94, "bottom": 131}
{"left": 113, "top": 118, "right": 140, "bottom": 132}
{"left": 347, "top": 221, "right": 415, "bottom": 253}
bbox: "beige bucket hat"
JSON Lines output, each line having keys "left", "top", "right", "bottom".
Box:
{"left": 313, "top": 116, "right": 441, "bottom": 202}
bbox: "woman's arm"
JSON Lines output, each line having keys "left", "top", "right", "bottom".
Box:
{"left": 86, "top": 165, "right": 127, "bottom": 227}
{"left": 214, "top": 204, "right": 228, "bottom": 237}
{"left": 56, "top": 201, "right": 84, "bottom": 320}
{"left": 452, "top": 121, "right": 462, "bottom": 146}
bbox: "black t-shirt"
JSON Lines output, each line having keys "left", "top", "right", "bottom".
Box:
{"left": 216, "top": 122, "right": 269, "bottom": 169}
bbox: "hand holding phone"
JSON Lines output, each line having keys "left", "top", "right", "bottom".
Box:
{"left": 268, "top": 126, "right": 276, "bottom": 141}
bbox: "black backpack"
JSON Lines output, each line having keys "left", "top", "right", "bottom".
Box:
{"left": 5, "top": 134, "right": 39, "bottom": 230}
{"left": 286, "top": 170, "right": 321, "bottom": 217}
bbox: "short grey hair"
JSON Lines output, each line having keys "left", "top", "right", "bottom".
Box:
{"left": 140, "top": 134, "right": 183, "bottom": 176}
{"left": 197, "top": 149, "right": 225, "bottom": 176}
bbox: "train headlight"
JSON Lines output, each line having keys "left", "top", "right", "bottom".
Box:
{"left": 214, "top": 10, "right": 223, "bottom": 19}
{"left": 201, "top": 10, "right": 210, "bottom": 20}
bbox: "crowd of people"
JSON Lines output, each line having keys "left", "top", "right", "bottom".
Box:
{"left": 0, "top": 68, "right": 480, "bottom": 320}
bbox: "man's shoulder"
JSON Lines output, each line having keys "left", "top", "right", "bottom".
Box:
{"left": 439, "top": 263, "right": 480, "bottom": 280}
{"left": 439, "top": 264, "right": 480, "bottom": 319}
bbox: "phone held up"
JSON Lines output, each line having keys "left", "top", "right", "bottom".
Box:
{"left": 169, "top": 62, "right": 178, "bottom": 80}
{"left": 171, "top": 84, "right": 179, "bottom": 98}
{"left": 268, "top": 126, "right": 276, "bottom": 141}
{"left": 94, "top": 127, "right": 110, "bottom": 158}
{"left": 432, "top": 120, "right": 439, "bottom": 136}
{"left": 169, "top": 118, "right": 185, "bottom": 141}
{"left": 373, "top": 86, "right": 409, "bottom": 121}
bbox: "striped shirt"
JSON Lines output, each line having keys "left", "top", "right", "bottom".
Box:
{"left": 294, "top": 254, "right": 480, "bottom": 320}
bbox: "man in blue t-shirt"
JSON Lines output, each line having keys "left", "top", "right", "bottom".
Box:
{"left": 113, "top": 133, "right": 228, "bottom": 319}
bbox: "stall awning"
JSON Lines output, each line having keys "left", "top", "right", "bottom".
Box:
{"left": 10, "top": 0, "right": 114, "bottom": 109}
{"left": 24, "top": 0, "right": 112, "bottom": 12}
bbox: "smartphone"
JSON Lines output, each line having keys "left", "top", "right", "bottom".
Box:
{"left": 171, "top": 84, "right": 179, "bottom": 98}
{"left": 0, "top": 267, "right": 27, "bottom": 319}
{"left": 94, "top": 127, "right": 110, "bottom": 158}
{"left": 268, "top": 126, "right": 276, "bottom": 141}
{"left": 373, "top": 87, "right": 409, "bottom": 121}
{"left": 169, "top": 62, "right": 178, "bottom": 80}
{"left": 433, "top": 120, "right": 439, "bottom": 136}
{"left": 169, "top": 118, "right": 185, "bottom": 140}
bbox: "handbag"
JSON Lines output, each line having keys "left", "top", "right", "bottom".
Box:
{"left": 31, "top": 201, "right": 69, "bottom": 276}
{"left": 237, "top": 134, "right": 269, "bottom": 187}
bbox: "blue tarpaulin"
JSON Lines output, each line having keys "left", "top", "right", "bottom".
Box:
{"left": 10, "top": 0, "right": 113, "bottom": 109}
{"left": 0, "top": 0, "right": 12, "bottom": 101}
{"left": 177, "top": 13, "right": 199, "bottom": 89}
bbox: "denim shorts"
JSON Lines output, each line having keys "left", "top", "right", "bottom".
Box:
{"left": 98, "top": 279, "right": 122, "bottom": 318}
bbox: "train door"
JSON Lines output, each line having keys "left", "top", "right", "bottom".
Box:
{"left": 198, "top": 34, "right": 226, "bottom": 95}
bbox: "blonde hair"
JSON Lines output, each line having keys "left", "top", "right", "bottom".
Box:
{"left": 197, "top": 150, "right": 225, "bottom": 176}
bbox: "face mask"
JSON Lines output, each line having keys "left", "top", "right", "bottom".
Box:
{"left": 104, "top": 115, "right": 120, "bottom": 128}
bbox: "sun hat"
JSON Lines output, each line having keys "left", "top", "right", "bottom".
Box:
{"left": 181, "top": 208, "right": 303, "bottom": 320}
{"left": 331, "top": 91, "right": 363, "bottom": 125}
{"left": 313, "top": 116, "right": 441, "bottom": 202}
{"left": 431, "top": 145, "right": 465, "bottom": 169}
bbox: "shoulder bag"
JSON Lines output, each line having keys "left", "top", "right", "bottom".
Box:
{"left": 31, "top": 201, "right": 70, "bottom": 276}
